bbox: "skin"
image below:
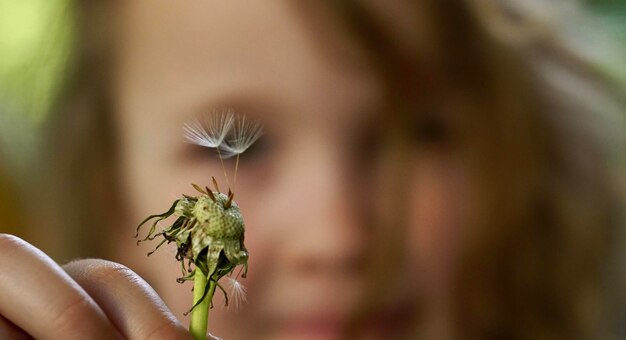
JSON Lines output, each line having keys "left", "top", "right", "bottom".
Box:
{"left": 0, "top": 234, "right": 192, "bottom": 339}
{"left": 0, "top": 0, "right": 469, "bottom": 339}
{"left": 114, "top": 0, "right": 469, "bottom": 339}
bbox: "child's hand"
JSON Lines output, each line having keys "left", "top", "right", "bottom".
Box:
{"left": 0, "top": 234, "right": 193, "bottom": 340}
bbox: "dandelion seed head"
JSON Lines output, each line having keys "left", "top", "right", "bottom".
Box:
{"left": 219, "top": 115, "right": 264, "bottom": 158}
{"left": 183, "top": 109, "right": 235, "bottom": 148}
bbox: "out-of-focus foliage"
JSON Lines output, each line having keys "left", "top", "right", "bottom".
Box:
{"left": 0, "top": 167, "right": 24, "bottom": 234}
{"left": 0, "top": 0, "right": 73, "bottom": 179}
{"left": 0, "top": 0, "right": 73, "bottom": 122}
{"left": 586, "top": 0, "right": 626, "bottom": 40}
{"left": 583, "top": 0, "right": 626, "bottom": 92}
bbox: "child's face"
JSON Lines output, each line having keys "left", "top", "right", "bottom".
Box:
{"left": 114, "top": 0, "right": 470, "bottom": 338}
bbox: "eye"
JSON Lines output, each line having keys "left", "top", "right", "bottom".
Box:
{"left": 221, "top": 131, "right": 276, "bottom": 190}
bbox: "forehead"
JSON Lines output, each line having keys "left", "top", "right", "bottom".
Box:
{"left": 114, "top": 0, "right": 381, "bottom": 126}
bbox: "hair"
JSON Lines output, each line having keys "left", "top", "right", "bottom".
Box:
{"left": 325, "top": 1, "right": 625, "bottom": 338}
{"left": 40, "top": 0, "right": 624, "bottom": 339}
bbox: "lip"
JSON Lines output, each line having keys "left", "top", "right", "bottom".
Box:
{"left": 362, "top": 297, "right": 420, "bottom": 336}
{"left": 262, "top": 274, "right": 420, "bottom": 339}
{"left": 266, "top": 296, "right": 418, "bottom": 340}
{"left": 266, "top": 301, "right": 346, "bottom": 339}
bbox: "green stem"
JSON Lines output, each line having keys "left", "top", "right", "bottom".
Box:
{"left": 189, "top": 270, "right": 216, "bottom": 340}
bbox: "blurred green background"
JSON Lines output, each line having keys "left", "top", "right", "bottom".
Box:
{"left": 0, "top": 0, "right": 72, "bottom": 122}
{"left": 0, "top": 0, "right": 73, "bottom": 235}
{"left": 0, "top": 0, "right": 73, "bottom": 185}
{"left": 589, "top": 0, "right": 626, "bottom": 35}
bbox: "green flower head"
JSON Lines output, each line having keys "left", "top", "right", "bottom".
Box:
{"left": 135, "top": 184, "right": 249, "bottom": 312}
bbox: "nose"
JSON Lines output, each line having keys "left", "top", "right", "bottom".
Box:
{"left": 273, "top": 139, "right": 367, "bottom": 277}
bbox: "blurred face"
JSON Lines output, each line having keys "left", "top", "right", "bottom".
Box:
{"left": 113, "top": 0, "right": 470, "bottom": 339}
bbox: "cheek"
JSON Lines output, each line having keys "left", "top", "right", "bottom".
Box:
{"left": 227, "top": 170, "right": 285, "bottom": 284}
{"left": 408, "top": 154, "right": 470, "bottom": 294}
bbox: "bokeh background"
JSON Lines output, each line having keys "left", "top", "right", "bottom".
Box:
{"left": 0, "top": 1, "right": 625, "bottom": 338}
{"left": 0, "top": 0, "right": 625, "bottom": 252}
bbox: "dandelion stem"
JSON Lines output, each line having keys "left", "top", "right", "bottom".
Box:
{"left": 233, "top": 154, "right": 240, "bottom": 190}
{"left": 216, "top": 148, "right": 230, "bottom": 191}
{"left": 190, "top": 270, "right": 216, "bottom": 340}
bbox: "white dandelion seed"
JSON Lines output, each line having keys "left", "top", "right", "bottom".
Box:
{"left": 219, "top": 115, "right": 264, "bottom": 158}
{"left": 208, "top": 333, "right": 223, "bottom": 340}
{"left": 183, "top": 109, "right": 235, "bottom": 148}
{"left": 225, "top": 277, "right": 247, "bottom": 311}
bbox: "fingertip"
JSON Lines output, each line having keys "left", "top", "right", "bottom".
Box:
{"left": 0, "top": 235, "right": 121, "bottom": 339}
{"left": 63, "top": 259, "right": 192, "bottom": 339}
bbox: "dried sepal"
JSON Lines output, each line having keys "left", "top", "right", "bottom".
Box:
{"left": 211, "top": 176, "right": 220, "bottom": 192}
{"left": 206, "top": 189, "right": 216, "bottom": 202}
{"left": 134, "top": 199, "right": 180, "bottom": 243}
{"left": 192, "top": 183, "right": 208, "bottom": 195}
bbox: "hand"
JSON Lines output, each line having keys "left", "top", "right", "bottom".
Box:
{"left": 0, "top": 234, "right": 193, "bottom": 340}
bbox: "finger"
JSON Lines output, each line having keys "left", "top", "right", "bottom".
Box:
{"left": 0, "top": 314, "right": 32, "bottom": 340}
{"left": 0, "top": 234, "right": 122, "bottom": 340}
{"left": 63, "top": 259, "right": 192, "bottom": 340}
